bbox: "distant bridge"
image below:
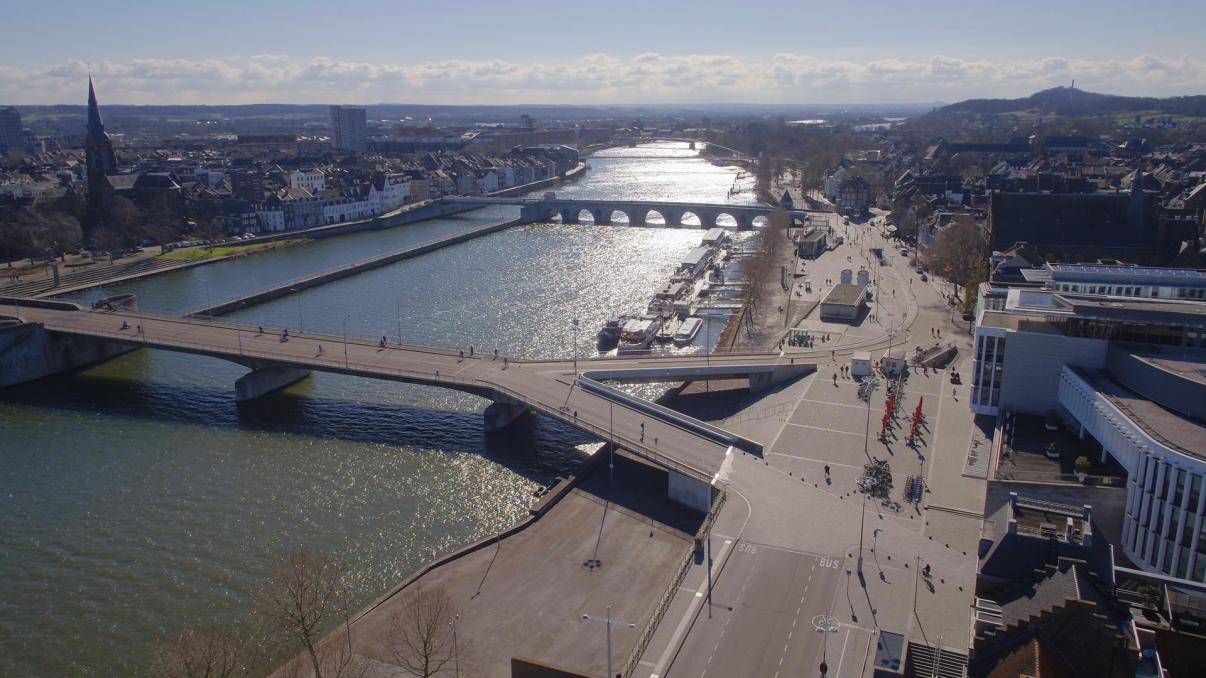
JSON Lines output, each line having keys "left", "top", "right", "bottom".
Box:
{"left": 444, "top": 197, "right": 822, "bottom": 230}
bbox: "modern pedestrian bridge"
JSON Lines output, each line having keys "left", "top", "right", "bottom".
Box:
{"left": 2, "top": 300, "right": 812, "bottom": 510}
{"left": 443, "top": 196, "right": 818, "bottom": 230}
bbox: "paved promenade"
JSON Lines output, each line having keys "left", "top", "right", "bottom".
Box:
{"left": 636, "top": 214, "right": 986, "bottom": 677}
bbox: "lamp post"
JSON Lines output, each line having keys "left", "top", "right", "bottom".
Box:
{"left": 450, "top": 614, "right": 460, "bottom": 678}
{"left": 572, "top": 316, "right": 579, "bottom": 376}
{"left": 857, "top": 491, "right": 867, "bottom": 576}
{"left": 862, "top": 375, "right": 878, "bottom": 457}
{"left": 582, "top": 606, "right": 635, "bottom": 678}
{"left": 290, "top": 288, "right": 303, "bottom": 332}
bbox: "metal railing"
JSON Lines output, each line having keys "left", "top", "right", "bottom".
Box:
{"left": 65, "top": 311, "right": 720, "bottom": 482}
{"left": 621, "top": 488, "right": 727, "bottom": 678}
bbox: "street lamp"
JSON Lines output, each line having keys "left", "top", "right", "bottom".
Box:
{"left": 450, "top": 614, "right": 460, "bottom": 678}
{"left": 290, "top": 288, "right": 303, "bottom": 332}
{"left": 813, "top": 615, "right": 840, "bottom": 676}
{"left": 572, "top": 316, "right": 579, "bottom": 376}
{"left": 582, "top": 606, "right": 635, "bottom": 678}
{"left": 857, "top": 491, "right": 868, "bottom": 577}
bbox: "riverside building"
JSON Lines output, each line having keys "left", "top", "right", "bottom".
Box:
{"left": 970, "top": 266, "right": 1206, "bottom": 583}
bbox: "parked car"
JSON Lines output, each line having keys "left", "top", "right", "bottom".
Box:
{"left": 919, "top": 273, "right": 928, "bottom": 281}
{"left": 962, "top": 310, "right": 975, "bottom": 321}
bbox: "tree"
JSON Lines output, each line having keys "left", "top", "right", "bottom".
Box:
{"left": 388, "top": 585, "right": 458, "bottom": 678}
{"left": 147, "top": 624, "right": 261, "bottom": 678}
{"left": 926, "top": 217, "right": 988, "bottom": 303}
{"left": 256, "top": 551, "right": 362, "bottom": 678}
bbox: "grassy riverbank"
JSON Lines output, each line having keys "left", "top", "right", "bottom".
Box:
{"left": 158, "top": 238, "right": 306, "bottom": 262}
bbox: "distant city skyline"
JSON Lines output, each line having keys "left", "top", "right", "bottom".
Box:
{"left": 2, "top": 0, "right": 1204, "bottom": 105}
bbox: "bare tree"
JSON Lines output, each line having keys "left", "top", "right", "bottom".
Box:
{"left": 389, "top": 585, "right": 459, "bottom": 678}
{"left": 147, "top": 624, "right": 260, "bottom": 678}
{"left": 925, "top": 217, "right": 988, "bottom": 303}
{"left": 257, "top": 551, "right": 361, "bottom": 678}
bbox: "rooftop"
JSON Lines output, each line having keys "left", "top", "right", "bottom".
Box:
{"left": 822, "top": 283, "right": 866, "bottom": 306}
{"left": 1076, "top": 369, "right": 1206, "bottom": 461}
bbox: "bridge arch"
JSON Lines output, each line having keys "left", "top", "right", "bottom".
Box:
{"left": 680, "top": 211, "right": 704, "bottom": 228}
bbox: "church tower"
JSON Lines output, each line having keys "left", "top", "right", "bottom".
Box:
{"left": 85, "top": 77, "right": 117, "bottom": 213}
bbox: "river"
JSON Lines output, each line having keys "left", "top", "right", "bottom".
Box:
{"left": 0, "top": 142, "right": 758, "bottom": 675}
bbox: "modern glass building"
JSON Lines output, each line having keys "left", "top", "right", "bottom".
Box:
{"left": 971, "top": 285, "right": 1206, "bottom": 582}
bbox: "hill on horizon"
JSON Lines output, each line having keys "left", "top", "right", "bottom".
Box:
{"left": 935, "top": 86, "right": 1206, "bottom": 118}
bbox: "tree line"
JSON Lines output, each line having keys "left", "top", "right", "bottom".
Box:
{"left": 148, "top": 550, "right": 459, "bottom": 678}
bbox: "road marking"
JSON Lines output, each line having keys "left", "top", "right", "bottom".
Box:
{"left": 768, "top": 451, "right": 863, "bottom": 470}
{"left": 783, "top": 422, "right": 866, "bottom": 437}
{"left": 799, "top": 397, "right": 874, "bottom": 411}
{"left": 836, "top": 627, "right": 851, "bottom": 678}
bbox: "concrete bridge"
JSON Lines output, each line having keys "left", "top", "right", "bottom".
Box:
{"left": 443, "top": 197, "right": 818, "bottom": 230}
{"left": 2, "top": 299, "right": 813, "bottom": 511}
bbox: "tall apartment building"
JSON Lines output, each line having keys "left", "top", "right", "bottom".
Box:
{"left": 0, "top": 107, "right": 24, "bottom": 153}
{"left": 329, "top": 105, "right": 367, "bottom": 153}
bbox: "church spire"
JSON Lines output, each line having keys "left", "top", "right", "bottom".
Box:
{"left": 86, "top": 76, "right": 109, "bottom": 142}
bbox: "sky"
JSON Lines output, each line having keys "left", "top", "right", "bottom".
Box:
{"left": 1, "top": 0, "right": 1204, "bottom": 106}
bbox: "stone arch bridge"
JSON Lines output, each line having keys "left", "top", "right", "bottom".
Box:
{"left": 443, "top": 197, "right": 818, "bottom": 231}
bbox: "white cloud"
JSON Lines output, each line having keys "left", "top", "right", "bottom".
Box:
{"left": 1, "top": 53, "right": 1203, "bottom": 105}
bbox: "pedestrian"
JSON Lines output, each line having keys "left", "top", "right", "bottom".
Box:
{"left": 640, "top": 421, "right": 645, "bottom": 441}
{"left": 318, "top": 344, "right": 324, "bottom": 354}
{"left": 833, "top": 374, "right": 838, "bottom": 386}
{"left": 470, "top": 346, "right": 474, "bottom": 356}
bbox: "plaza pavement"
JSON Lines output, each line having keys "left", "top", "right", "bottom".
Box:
{"left": 638, "top": 214, "right": 987, "bottom": 677}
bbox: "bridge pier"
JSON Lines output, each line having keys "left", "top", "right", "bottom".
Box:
{"left": 558, "top": 208, "right": 580, "bottom": 224}
{"left": 591, "top": 209, "right": 611, "bottom": 225}
{"left": 626, "top": 210, "right": 646, "bottom": 227}
{"left": 234, "top": 364, "right": 311, "bottom": 402}
{"left": 736, "top": 214, "right": 754, "bottom": 231}
{"left": 483, "top": 400, "right": 530, "bottom": 432}
{"left": 697, "top": 211, "right": 718, "bottom": 229}
{"left": 662, "top": 211, "right": 682, "bottom": 228}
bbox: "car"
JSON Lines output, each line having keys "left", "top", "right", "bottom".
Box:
{"left": 919, "top": 273, "right": 928, "bottom": 281}
{"left": 915, "top": 267, "right": 924, "bottom": 274}
{"left": 962, "top": 310, "right": 975, "bottom": 321}
{"left": 899, "top": 248, "right": 909, "bottom": 256}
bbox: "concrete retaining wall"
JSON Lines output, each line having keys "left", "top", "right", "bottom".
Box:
{"left": 0, "top": 319, "right": 135, "bottom": 388}
{"left": 668, "top": 470, "right": 712, "bottom": 512}
{"left": 189, "top": 218, "right": 523, "bottom": 317}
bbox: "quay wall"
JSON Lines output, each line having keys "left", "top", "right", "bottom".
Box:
{"left": 188, "top": 218, "right": 524, "bottom": 317}
{"left": 1, "top": 297, "right": 136, "bottom": 388}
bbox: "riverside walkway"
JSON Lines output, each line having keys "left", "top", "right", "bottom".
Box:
{"left": 9, "top": 302, "right": 811, "bottom": 491}
{"left": 184, "top": 218, "right": 522, "bottom": 318}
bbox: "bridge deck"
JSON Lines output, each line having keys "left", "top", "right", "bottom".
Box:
{"left": 13, "top": 305, "right": 800, "bottom": 482}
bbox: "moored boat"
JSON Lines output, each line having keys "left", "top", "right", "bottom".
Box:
{"left": 673, "top": 316, "right": 703, "bottom": 346}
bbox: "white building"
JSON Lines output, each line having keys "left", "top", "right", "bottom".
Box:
{"left": 378, "top": 174, "right": 411, "bottom": 212}
{"left": 290, "top": 168, "right": 326, "bottom": 192}
{"left": 971, "top": 287, "right": 1206, "bottom": 583}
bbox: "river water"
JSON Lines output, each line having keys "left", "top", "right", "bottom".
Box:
{"left": 0, "top": 142, "right": 758, "bottom": 675}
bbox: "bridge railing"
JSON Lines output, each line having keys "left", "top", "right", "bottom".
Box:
{"left": 70, "top": 316, "right": 719, "bottom": 482}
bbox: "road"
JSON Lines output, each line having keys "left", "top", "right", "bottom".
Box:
{"left": 646, "top": 212, "right": 983, "bottom": 677}
{"left": 671, "top": 540, "right": 844, "bottom": 678}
